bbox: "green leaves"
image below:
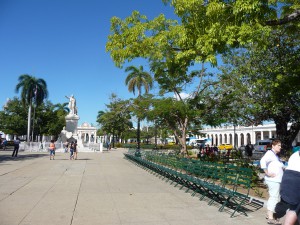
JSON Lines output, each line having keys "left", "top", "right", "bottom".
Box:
{"left": 0, "top": 98, "right": 65, "bottom": 137}
{"left": 15, "top": 74, "right": 48, "bottom": 107}
{"left": 97, "top": 94, "right": 133, "bottom": 138}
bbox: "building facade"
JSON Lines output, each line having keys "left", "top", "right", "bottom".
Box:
{"left": 200, "top": 123, "right": 300, "bottom": 147}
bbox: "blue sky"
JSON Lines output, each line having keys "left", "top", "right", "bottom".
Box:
{"left": 0, "top": 0, "right": 177, "bottom": 126}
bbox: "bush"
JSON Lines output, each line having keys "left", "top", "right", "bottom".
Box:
{"left": 115, "top": 143, "right": 123, "bottom": 148}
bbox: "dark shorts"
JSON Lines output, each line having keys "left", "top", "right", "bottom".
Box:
{"left": 50, "top": 150, "right": 55, "bottom": 155}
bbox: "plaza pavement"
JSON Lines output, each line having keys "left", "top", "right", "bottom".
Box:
{"left": 0, "top": 148, "right": 269, "bottom": 225}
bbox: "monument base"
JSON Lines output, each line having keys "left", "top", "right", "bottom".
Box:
{"left": 65, "top": 114, "right": 80, "bottom": 134}
{"left": 60, "top": 113, "right": 81, "bottom": 144}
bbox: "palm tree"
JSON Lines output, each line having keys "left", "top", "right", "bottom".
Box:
{"left": 54, "top": 102, "right": 70, "bottom": 114}
{"left": 125, "top": 65, "right": 153, "bottom": 97}
{"left": 15, "top": 74, "right": 48, "bottom": 141}
{"left": 125, "top": 65, "right": 153, "bottom": 150}
{"left": 96, "top": 110, "right": 105, "bottom": 124}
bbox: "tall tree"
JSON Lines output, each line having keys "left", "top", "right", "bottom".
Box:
{"left": 125, "top": 65, "right": 153, "bottom": 150}
{"left": 0, "top": 97, "right": 28, "bottom": 135}
{"left": 54, "top": 102, "right": 70, "bottom": 114}
{"left": 97, "top": 94, "right": 133, "bottom": 147}
{"left": 15, "top": 74, "right": 48, "bottom": 141}
{"left": 106, "top": 0, "right": 299, "bottom": 155}
{"left": 0, "top": 98, "right": 66, "bottom": 139}
{"left": 214, "top": 26, "right": 300, "bottom": 153}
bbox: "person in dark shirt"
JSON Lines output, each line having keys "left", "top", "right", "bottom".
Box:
{"left": 280, "top": 151, "right": 300, "bottom": 225}
{"left": 12, "top": 138, "right": 20, "bottom": 157}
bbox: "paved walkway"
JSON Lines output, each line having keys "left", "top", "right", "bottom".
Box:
{"left": 0, "top": 148, "right": 268, "bottom": 225}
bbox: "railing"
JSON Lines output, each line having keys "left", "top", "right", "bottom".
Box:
{"left": 21, "top": 141, "right": 64, "bottom": 152}
{"left": 88, "top": 142, "right": 103, "bottom": 152}
{"left": 21, "top": 141, "right": 104, "bottom": 152}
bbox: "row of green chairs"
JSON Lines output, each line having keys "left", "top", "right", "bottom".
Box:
{"left": 124, "top": 151, "right": 253, "bottom": 217}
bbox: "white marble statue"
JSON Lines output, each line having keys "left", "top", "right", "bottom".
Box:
{"left": 65, "top": 94, "right": 77, "bottom": 115}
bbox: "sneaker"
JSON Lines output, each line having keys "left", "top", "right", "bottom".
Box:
{"left": 267, "top": 219, "right": 281, "bottom": 225}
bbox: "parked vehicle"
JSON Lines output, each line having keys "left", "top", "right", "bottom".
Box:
{"left": 189, "top": 138, "right": 212, "bottom": 148}
{"left": 193, "top": 139, "right": 206, "bottom": 147}
{"left": 186, "top": 137, "right": 198, "bottom": 146}
{"left": 165, "top": 138, "right": 175, "bottom": 145}
{"left": 218, "top": 144, "right": 233, "bottom": 151}
{"left": 254, "top": 140, "right": 272, "bottom": 152}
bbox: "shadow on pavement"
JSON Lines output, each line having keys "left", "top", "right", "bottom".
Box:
{"left": 0, "top": 153, "right": 48, "bottom": 163}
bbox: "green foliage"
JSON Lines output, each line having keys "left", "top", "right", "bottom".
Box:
{"left": 15, "top": 74, "right": 49, "bottom": 141}
{"left": 97, "top": 94, "right": 133, "bottom": 141}
{"left": 106, "top": 0, "right": 299, "bottom": 154}
{"left": 0, "top": 97, "right": 28, "bottom": 135}
{"left": 15, "top": 74, "right": 48, "bottom": 107}
{"left": 0, "top": 98, "right": 66, "bottom": 138}
{"left": 214, "top": 25, "right": 300, "bottom": 153}
{"left": 125, "top": 65, "right": 153, "bottom": 96}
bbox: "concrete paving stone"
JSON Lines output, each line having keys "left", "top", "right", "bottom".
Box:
{"left": 72, "top": 210, "right": 121, "bottom": 225}
{"left": 0, "top": 149, "right": 275, "bottom": 225}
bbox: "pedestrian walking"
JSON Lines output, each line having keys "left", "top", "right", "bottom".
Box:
{"left": 64, "top": 142, "right": 69, "bottom": 153}
{"left": 73, "top": 140, "right": 78, "bottom": 160}
{"left": 49, "top": 140, "right": 56, "bottom": 160}
{"left": 260, "top": 139, "right": 284, "bottom": 224}
{"left": 246, "top": 143, "right": 253, "bottom": 159}
{"left": 2, "top": 139, "right": 7, "bottom": 150}
{"left": 70, "top": 141, "right": 74, "bottom": 160}
{"left": 12, "top": 138, "right": 20, "bottom": 157}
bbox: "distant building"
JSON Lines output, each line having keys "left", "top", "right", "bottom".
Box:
{"left": 77, "top": 122, "right": 97, "bottom": 143}
{"left": 200, "top": 123, "right": 300, "bottom": 147}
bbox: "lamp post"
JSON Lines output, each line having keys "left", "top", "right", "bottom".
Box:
{"left": 136, "top": 117, "right": 141, "bottom": 150}
{"left": 154, "top": 132, "right": 157, "bottom": 149}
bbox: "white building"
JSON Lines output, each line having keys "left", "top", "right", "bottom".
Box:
{"left": 200, "top": 123, "right": 300, "bottom": 147}
{"left": 77, "top": 122, "right": 97, "bottom": 144}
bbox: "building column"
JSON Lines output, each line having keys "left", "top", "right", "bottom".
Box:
{"left": 244, "top": 133, "right": 251, "bottom": 145}
{"left": 238, "top": 133, "right": 242, "bottom": 147}
{"left": 220, "top": 133, "right": 223, "bottom": 145}
{"left": 269, "top": 130, "right": 272, "bottom": 139}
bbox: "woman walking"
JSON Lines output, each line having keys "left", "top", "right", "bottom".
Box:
{"left": 260, "top": 139, "right": 284, "bottom": 224}
{"left": 49, "top": 140, "right": 56, "bottom": 160}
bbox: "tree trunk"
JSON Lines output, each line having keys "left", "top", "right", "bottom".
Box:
{"left": 274, "top": 118, "right": 300, "bottom": 156}
{"left": 31, "top": 104, "right": 36, "bottom": 141}
{"left": 112, "top": 130, "right": 115, "bottom": 148}
{"left": 173, "top": 117, "right": 188, "bottom": 156}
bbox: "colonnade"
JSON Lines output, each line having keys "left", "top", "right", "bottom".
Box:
{"left": 77, "top": 122, "right": 97, "bottom": 144}
{"left": 200, "top": 123, "right": 300, "bottom": 148}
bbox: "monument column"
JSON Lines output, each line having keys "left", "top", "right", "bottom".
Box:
{"left": 65, "top": 114, "right": 80, "bottom": 137}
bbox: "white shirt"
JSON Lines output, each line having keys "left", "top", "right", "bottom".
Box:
{"left": 260, "top": 150, "right": 284, "bottom": 183}
{"left": 286, "top": 151, "right": 300, "bottom": 172}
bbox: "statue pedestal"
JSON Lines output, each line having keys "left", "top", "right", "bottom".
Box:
{"left": 65, "top": 114, "right": 80, "bottom": 135}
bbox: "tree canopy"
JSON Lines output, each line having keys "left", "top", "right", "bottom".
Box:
{"left": 213, "top": 24, "right": 300, "bottom": 152}
{"left": 105, "top": 1, "right": 300, "bottom": 153}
